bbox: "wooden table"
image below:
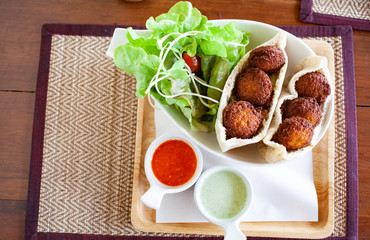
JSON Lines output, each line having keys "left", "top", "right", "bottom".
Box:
{"left": 0, "top": 0, "right": 368, "bottom": 239}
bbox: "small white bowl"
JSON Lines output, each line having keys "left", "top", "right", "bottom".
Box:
{"left": 194, "top": 166, "right": 253, "bottom": 240}
{"left": 141, "top": 134, "right": 203, "bottom": 210}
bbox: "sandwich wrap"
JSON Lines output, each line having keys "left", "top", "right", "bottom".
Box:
{"left": 258, "top": 55, "right": 334, "bottom": 163}
{"left": 215, "top": 32, "right": 288, "bottom": 152}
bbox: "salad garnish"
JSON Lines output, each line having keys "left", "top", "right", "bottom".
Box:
{"left": 114, "top": 1, "right": 250, "bottom": 132}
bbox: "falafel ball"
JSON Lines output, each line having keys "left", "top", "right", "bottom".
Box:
{"left": 235, "top": 67, "right": 272, "bottom": 106}
{"left": 282, "top": 97, "right": 322, "bottom": 127}
{"left": 263, "top": 91, "right": 274, "bottom": 108}
{"left": 295, "top": 71, "right": 331, "bottom": 105}
{"left": 271, "top": 116, "right": 314, "bottom": 150}
{"left": 259, "top": 106, "right": 269, "bottom": 120}
{"left": 223, "top": 101, "right": 264, "bottom": 139}
{"left": 248, "top": 45, "right": 286, "bottom": 74}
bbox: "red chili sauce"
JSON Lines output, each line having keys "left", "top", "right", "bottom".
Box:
{"left": 151, "top": 139, "right": 197, "bottom": 187}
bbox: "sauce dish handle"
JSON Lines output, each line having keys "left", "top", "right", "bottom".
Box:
{"left": 141, "top": 185, "right": 165, "bottom": 210}
{"left": 224, "top": 222, "right": 246, "bottom": 240}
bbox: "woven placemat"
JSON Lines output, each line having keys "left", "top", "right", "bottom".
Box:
{"left": 26, "top": 24, "right": 358, "bottom": 240}
{"left": 300, "top": 0, "right": 370, "bottom": 31}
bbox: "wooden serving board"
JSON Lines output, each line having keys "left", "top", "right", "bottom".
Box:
{"left": 131, "top": 40, "right": 335, "bottom": 239}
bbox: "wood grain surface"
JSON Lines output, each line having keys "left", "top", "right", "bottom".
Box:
{"left": 0, "top": 0, "right": 368, "bottom": 239}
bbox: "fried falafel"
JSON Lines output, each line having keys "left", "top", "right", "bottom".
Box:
{"left": 282, "top": 97, "right": 322, "bottom": 127}
{"left": 263, "top": 91, "right": 274, "bottom": 108}
{"left": 235, "top": 67, "right": 272, "bottom": 106}
{"left": 271, "top": 116, "right": 314, "bottom": 150}
{"left": 295, "top": 71, "right": 331, "bottom": 105}
{"left": 248, "top": 45, "right": 286, "bottom": 74}
{"left": 223, "top": 101, "right": 264, "bottom": 139}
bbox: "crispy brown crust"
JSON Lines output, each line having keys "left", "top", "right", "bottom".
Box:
{"left": 271, "top": 116, "right": 314, "bottom": 150}
{"left": 282, "top": 97, "right": 322, "bottom": 127}
{"left": 223, "top": 101, "right": 264, "bottom": 139}
{"left": 216, "top": 33, "right": 288, "bottom": 152}
{"left": 295, "top": 71, "right": 331, "bottom": 105}
{"left": 248, "top": 46, "right": 286, "bottom": 74}
{"left": 235, "top": 67, "right": 272, "bottom": 106}
{"left": 262, "top": 90, "right": 274, "bottom": 108}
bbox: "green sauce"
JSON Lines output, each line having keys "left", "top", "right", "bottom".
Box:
{"left": 200, "top": 170, "right": 247, "bottom": 219}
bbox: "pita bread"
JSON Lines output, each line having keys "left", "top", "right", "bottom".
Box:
{"left": 215, "top": 32, "right": 288, "bottom": 152}
{"left": 258, "top": 55, "right": 333, "bottom": 163}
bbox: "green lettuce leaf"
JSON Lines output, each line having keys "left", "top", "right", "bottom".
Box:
{"left": 113, "top": 1, "right": 251, "bottom": 132}
{"left": 114, "top": 45, "right": 160, "bottom": 98}
{"left": 146, "top": 1, "right": 204, "bottom": 34}
{"left": 207, "top": 57, "right": 230, "bottom": 101}
{"left": 126, "top": 28, "right": 160, "bottom": 55}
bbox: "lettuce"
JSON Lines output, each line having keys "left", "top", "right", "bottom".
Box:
{"left": 114, "top": 1, "right": 250, "bottom": 132}
{"left": 146, "top": 1, "right": 204, "bottom": 34}
{"left": 114, "top": 45, "right": 160, "bottom": 98}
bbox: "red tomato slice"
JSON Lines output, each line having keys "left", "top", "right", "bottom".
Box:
{"left": 182, "top": 52, "right": 201, "bottom": 73}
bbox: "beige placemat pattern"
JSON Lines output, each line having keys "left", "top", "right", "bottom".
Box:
{"left": 305, "top": 36, "right": 347, "bottom": 237}
{"left": 37, "top": 34, "right": 346, "bottom": 237}
{"left": 38, "top": 35, "right": 139, "bottom": 235}
{"left": 312, "top": 0, "right": 370, "bottom": 20}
